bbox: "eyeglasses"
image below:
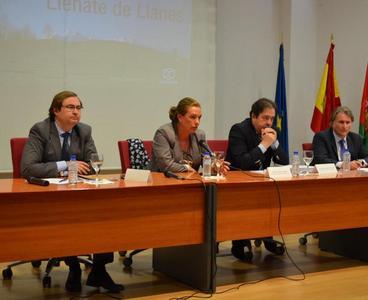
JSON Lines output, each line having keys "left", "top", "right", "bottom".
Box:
{"left": 62, "top": 105, "right": 83, "bottom": 111}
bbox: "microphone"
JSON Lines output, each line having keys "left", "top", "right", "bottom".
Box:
{"left": 27, "top": 177, "right": 50, "bottom": 186}
{"left": 164, "top": 170, "right": 184, "bottom": 180}
{"left": 198, "top": 140, "right": 214, "bottom": 157}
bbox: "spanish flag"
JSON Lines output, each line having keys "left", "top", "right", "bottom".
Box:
{"left": 310, "top": 43, "right": 341, "bottom": 133}
{"left": 359, "top": 64, "right": 368, "bottom": 148}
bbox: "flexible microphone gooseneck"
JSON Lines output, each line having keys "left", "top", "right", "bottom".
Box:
{"left": 164, "top": 170, "right": 184, "bottom": 180}
{"left": 198, "top": 140, "right": 214, "bottom": 157}
{"left": 27, "top": 177, "right": 50, "bottom": 186}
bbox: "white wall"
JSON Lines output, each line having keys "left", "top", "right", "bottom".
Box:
{"left": 287, "top": 0, "right": 318, "bottom": 153}
{"left": 215, "top": 0, "right": 281, "bottom": 139}
{"left": 215, "top": 0, "right": 368, "bottom": 156}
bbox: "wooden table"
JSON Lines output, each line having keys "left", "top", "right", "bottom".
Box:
{"left": 2, "top": 170, "right": 368, "bottom": 292}
{"left": 0, "top": 173, "right": 215, "bottom": 292}
{"left": 216, "top": 171, "right": 368, "bottom": 241}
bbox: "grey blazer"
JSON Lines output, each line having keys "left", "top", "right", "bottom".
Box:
{"left": 150, "top": 123, "right": 206, "bottom": 172}
{"left": 21, "top": 118, "right": 97, "bottom": 178}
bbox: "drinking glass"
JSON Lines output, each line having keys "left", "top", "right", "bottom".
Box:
{"left": 214, "top": 151, "right": 225, "bottom": 177}
{"left": 303, "top": 150, "right": 314, "bottom": 175}
{"left": 90, "top": 153, "right": 104, "bottom": 185}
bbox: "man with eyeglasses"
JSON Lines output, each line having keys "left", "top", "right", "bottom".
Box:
{"left": 226, "top": 97, "right": 289, "bottom": 260}
{"left": 21, "top": 90, "right": 124, "bottom": 293}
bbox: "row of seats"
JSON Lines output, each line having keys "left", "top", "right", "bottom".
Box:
{"left": 12, "top": 138, "right": 312, "bottom": 177}
{"left": 11, "top": 138, "right": 229, "bottom": 178}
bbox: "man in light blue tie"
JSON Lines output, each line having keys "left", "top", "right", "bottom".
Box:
{"left": 313, "top": 106, "right": 368, "bottom": 260}
{"left": 313, "top": 106, "right": 368, "bottom": 169}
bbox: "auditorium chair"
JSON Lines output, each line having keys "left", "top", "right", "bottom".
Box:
{"left": 298, "top": 142, "right": 319, "bottom": 245}
{"left": 206, "top": 139, "right": 228, "bottom": 156}
{"left": 2, "top": 138, "right": 42, "bottom": 280}
{"left": 118, "top": 140, "right": 153, "bottom": 173}
{"left": 2, "top": 138, "right": 92, "bottom": 287}
{"left": 117, "top": 139, "right": 153, "bottom": 267}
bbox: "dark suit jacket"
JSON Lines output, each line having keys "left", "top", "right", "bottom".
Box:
{"left": 312, "top": 128, "right": 368, "bottom": 164}
{"left": 21, "top": 118, "right": 97, "bottom": 178}
{"left": 226, "top": 118, "right": 289, "bottom": 170}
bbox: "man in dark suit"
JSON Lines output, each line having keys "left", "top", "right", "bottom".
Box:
{"left": 21, "top": 91, "right": 124, "bottom": 293}
{"left": 313, "top": 106, "right": 368, "bottom": 168}
{"left": 226, "top": 98, "right": 289, "bottom": 260}
{"left": 313, "top": 106, "right": 368, "bottom": 260}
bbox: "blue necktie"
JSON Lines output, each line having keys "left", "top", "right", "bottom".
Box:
{"left": 338, "top": 139, "right": 348, "bottom": 161}
{"left": 61, "top": 132, "right": 70, "bottom": 161}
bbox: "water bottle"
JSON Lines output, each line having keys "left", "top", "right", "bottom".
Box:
{"left": 68, "top": 154, "right": 78, "bottom": 184}
{"left": 342, "top": 151, "right": 351, "bottom": 172}
{"left": 202, "top": 152, "right": 212, "bottom": 177}
{"left": 291, "top": 150, "right": 300, "bottom": 177}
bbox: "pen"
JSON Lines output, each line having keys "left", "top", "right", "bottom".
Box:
{"left": 59, "top": 177, "right": 68, "bottom": 183}
{"left": 78, "top": 174, "right": 91, "bottom": 180}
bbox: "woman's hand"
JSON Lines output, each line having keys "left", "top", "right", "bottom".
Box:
{"left": 220, "top": 161, "right": 230, "bottom": 175}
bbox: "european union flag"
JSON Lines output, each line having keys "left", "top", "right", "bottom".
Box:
{"left": 274, "top": 44, "right": 289, "bottom": 155}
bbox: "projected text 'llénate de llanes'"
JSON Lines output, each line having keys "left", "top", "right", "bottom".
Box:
{"left": 47, "top": 0, "right": 184, "bottom": 23}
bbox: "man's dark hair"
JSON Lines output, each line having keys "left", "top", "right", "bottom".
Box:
{"left": 250, "top": 98, "right": 276, "bottom": 118}
{"left": 48, "top": 91, "right": 82, "bottom": 120}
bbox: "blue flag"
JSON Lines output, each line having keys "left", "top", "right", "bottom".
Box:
{"left": 274, "top": 44, "right": 289, "bottom": 155}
